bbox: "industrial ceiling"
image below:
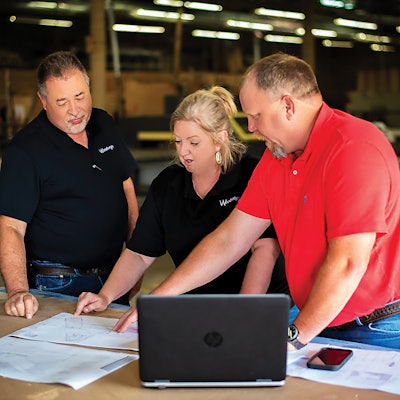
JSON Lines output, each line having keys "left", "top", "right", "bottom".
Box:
{"left": 0, "top": 0, "right": 399, "bottom": 71}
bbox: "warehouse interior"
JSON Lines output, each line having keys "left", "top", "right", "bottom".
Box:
{"left": 0, "top": 0, "right": 399, "bottom": 295}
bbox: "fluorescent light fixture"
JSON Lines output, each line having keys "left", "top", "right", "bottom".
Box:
{"left": 153, "top": 0, "right": 222, "bottom": 11}
{"left": 57, "top": 3, "right": 88, "bottom": 12}
{"left": 27, "top": 1, "right": 87, "bottom": 12}
{"left": 334, "top": 18, "right": 377, "bottom": 30}
{"left": 264, "top": 34, "right": 303, "bottom": 44}
{"left": 227, "top": 19, "right": 273, "bottom": 31}
{"left": 27, "top": 1, "right": 57, "bottom": 9}
{"left": 39, "top": 19, "right": 73, "bottom": 27}
{"left": 192, "top": 29, "right": 240, "bottom": 40}
{"left": 113, "top": 24, "right": 165, "bottom": 33}
{"left": 255, "top": 8, "right": 305, "bottom": 21}
{"left": 295, "top": 27, "right": 306, "bottom": 36}
{"left": 355, "top": 33, "right": 391, "bottom": 43}
{"left": 10, "top": 15, "right": 72, "bottom": 27}
{"left": 10, "top": 15, "right": 38, "bottom": 24}
{"left": 320, "top": 0, "right": 354, "bottom": 9}
{"left": 184, "top": 2, "right": 222, "bottom": 11}
{"left": 322, "top": 39, "right": 353, "bottom": 48}
{"left": 370, "top": 44, "right": 395, "bottom": 52}
{"left": 135, "top": 8, "right": 195, "bottom": 20}
{"left": 311, "top": 28, "right": 337, "bottom": 37}
{"left": 154, "top": 0, "right": 184, "bottom": 6}
{"left": 320, "top": 0, "right": 344, "bottom": 8}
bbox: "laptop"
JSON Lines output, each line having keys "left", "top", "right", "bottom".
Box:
{"left": 137, "top": 293, "right": 290, "bottom": 388}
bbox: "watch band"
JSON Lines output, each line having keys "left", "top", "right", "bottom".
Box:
{"left": 288, "top": 323, "right": 306, "bottom": 350}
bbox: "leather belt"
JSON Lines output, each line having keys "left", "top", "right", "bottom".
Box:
{"left": 332, "top": 299, "right": 400, "bottom": 330}
{"left": 28, "top": 262, "right": 109, "bottom": 277}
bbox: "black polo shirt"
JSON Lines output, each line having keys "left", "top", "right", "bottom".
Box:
{"left": 0, "top": 108, "right": 137, "bottom": 269}
{"left": 127, "top": 155, "right": 288, "bottom": 294}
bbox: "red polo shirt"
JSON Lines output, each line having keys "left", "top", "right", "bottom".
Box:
{"left": 237, "top": 102, "right": 400, "bottom": 326}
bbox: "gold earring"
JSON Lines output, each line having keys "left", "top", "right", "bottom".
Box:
{"left": 215, "top": 151, "right": 222, "bottom": 165}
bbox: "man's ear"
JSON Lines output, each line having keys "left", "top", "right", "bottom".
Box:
{"left": 37, "top": 91, "right": 47, "bottom": 110}
{"left": 282, "top": 95, "right": 295, "bottom": 119}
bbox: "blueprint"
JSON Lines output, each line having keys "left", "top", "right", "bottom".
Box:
{"left": 0, "top": 336, "right": 137, "bottom": 389}
{"left": 10, "top": 312, "right": 139, "bottom": 351}
{"left": 287, "top": 342, "right": 400, "bottom": 395}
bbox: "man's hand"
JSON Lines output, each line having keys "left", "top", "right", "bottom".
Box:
{"left": 112, "top": 307, "right": 138, "bottom": 333}
{"left": 5, "top": 291, "right": 39, "bottom": 319}
{"left": 74, "top": 292, "right": 109, "bottom": 315}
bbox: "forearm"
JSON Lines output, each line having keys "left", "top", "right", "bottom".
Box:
{"left": 99, "top": 249, "right": 153, "bottom": 304}
{"left": 152, "top": 209, "right": 269, "bottom": 296}
{"left": 240, "top": 238, "right": 280, "bottom": 294}
{"left": 0, "top": 219, "right": 29, "bottom": 297}
{"left": 293, "top": 233, "right": 374, "bottom": 344}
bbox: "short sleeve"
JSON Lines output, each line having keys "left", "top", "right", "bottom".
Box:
{"left": 0, "top": 145, "right": 40, "bottom": 222}
{"left": 126, "top": 181, "right": 166, "bottom": 257}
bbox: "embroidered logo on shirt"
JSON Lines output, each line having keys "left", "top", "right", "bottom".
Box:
{"left": 98, "top": 145, "right": 115, "bottom": 154}
{"left": 219, "top": 196, "right": 240, "bottom": 207}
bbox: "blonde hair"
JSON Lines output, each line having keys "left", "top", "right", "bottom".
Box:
{"left": 170, "top": 86, "right": 247, "bottom": 173}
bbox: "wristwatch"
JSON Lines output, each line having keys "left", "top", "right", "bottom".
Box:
{"left": 288, "top": 324, "right": 306, "bottom": 350}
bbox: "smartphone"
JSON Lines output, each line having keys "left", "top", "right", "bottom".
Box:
{"left": 306, "top": 347, "right": 353, "bottom": 371}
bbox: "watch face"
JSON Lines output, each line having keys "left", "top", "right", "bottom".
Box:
{"left": 288, "top": 324, "right": 298, "bottom": 341}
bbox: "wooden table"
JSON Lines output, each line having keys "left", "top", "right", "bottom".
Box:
{"left": 0, "top": 293, "right": 398, "bottom": 400}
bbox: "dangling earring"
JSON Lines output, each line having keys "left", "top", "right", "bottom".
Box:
{"left": 215, "top": 151, "right": 222, "bottom": 165}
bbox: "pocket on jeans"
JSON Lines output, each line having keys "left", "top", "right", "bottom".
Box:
{"left": 35, "top": 274, "right": 73, "bottom": 292}
{"left": 369, "top": 315, "right": 400, "bottom": 334}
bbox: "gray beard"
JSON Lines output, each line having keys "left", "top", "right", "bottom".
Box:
{"left": 270, "top": 143, "right": 287, "bottom": 159}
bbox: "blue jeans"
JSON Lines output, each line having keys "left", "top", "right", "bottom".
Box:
{"left": 319, "top": 313, "right": 400, "bottom": 350}
{"left": 27, "top": 260, "right": 129, "bottom": 305}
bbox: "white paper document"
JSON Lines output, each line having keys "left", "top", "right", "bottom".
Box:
{"left": 0, "top": 336, "right": 138, "bottom": 389}
{"left": 287, "top": 343, "right": 400, "bottom": 395}
{"left": 10, "top": 312, "right": 139, "bottom": 351}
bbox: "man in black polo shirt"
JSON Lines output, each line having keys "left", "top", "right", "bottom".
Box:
{"left": 0, "top": 51, "right": 138, "bottom": 319}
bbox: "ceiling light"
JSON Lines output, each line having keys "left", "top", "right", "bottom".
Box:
{"left": 320, "top": 0, "right": 355, "bottom": 9}
{"left": 39, "top": 19, "right": 73, "bottom": 27}
{"left": 184, "top": 2, "right": 222, "bottom": 12}
{"left": 322, "top": 39, "right": 353, "bottom": 48}
{"left": 113, "top": 24, "right": 165, "bottom": 33}
{"left": 227, "top": 19, "right": 273, "bottom": 31}
{"left": 255, "top": 8, "right": 305, "bottom": 21}
{"left": 154, "top": 0, "right": 184, "bottom": 6}
{"left": 192, "top": 29, "right": 240, "bottom": 40}
{"left": 27, "top": 1, "right": 57, "bottom": 9}
{"left": 311, "top": 28, "right": 337, "bottom": 37}
{"left": 10, "top": 15, "right": 72, "bottom": 27}
{"left": 57, "top": 3, "right": 88, "bottom": 12}
{"left": 334, "top": 18, "right": 377, "bottom": 30}
{"left": 135, "top": 8, "right": 195, "bottom": 20}
{"left": 355, "top": 33, "right": 391, "bottom": 43}
{"left": 264, "top": 34, "right": 303, "bottom": 44}
{"left": 370, "top": 44, "right": 395, "bottom": 52}
{"left": 320, "top": 0, "right": 345, "bottom": 8}
{"left": 10, "top": 15, "right": 39, "bottom": 24}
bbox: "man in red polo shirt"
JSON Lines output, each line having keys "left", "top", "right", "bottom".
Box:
{"left": 113, "top": 53, "right": 400, "bottom": 350}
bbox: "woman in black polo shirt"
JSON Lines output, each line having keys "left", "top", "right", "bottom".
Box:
{"left": 75, "top": 86, "right": 290, "bottom": 315}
